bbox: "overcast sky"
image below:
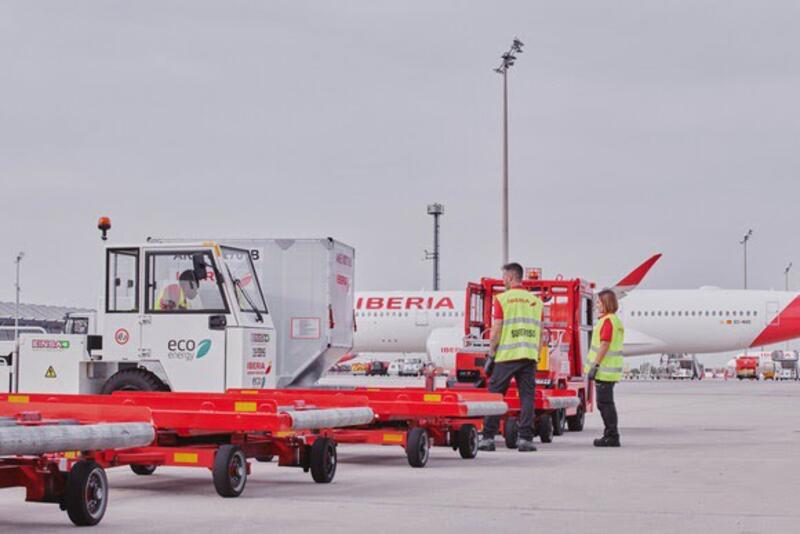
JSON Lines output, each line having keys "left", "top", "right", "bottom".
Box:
{"left": 1, "top": 1, "right": 798, "bottom": 309}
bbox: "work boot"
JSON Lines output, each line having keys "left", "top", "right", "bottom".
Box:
{"left": 593, "top": 436, "right": 621, "bottom": 447}
{"left": 517, "top": 439, "right": 537, "bottom": 452}
{"left": 478, "top": 437, "right": 496, "bottom": 451}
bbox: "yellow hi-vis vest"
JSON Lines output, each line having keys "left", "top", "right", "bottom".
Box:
{"left": 584, "top": 313, "right": 625, "bottom": 382}
{"left": 494, "top": 288, "right": 543, "bottom": 363}
{"left": 155, "top": 284, "right": 187, "bottom": 311}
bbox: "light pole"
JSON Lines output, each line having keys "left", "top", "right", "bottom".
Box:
{"left": 13, "top": 251, "right": 24, "bottom": 393}
{"left": 739, "top": 229, "right": 753, "bottom": 289}
{"left": 425, "top": 203, "right": 444, "bottom": 291}
{"left": 785, "top": 262, "right": 793, "bottom": 291}
{"left": 494, "top": 37, "right": 524, "bottom": 265}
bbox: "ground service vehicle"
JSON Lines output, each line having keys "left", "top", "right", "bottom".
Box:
{"left": 9, "top": 242, "right": 275, "bottom": 395}
{"left": 773, "top": 351, "right": 799, "bottom": 380}
{"left": 736, "top": 356, "right": 759, "bottom": 379}
{"left": 450, "top": 276, "right": 591, "bottom": 445}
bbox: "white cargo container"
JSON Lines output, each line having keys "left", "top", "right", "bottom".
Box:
{"left": 150, "top": 238, "right": 355, "bottom": 387}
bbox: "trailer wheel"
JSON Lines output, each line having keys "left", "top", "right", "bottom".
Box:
{"left": 310, "top": 438, "right": 337, "bottom": 483}
{"left": 457, "top": 424, "right": 478, "bottom": 459}
{"left": 213, "top": 445, "right": 247, "bottom": 498}
{"left": 566, "top": 404, "right": 585, "bottom": 432}
{"left": 101, "top": 368, "right": 167, "bottom": 394}
{"left": 406, "top": 428, "right": 430, "bottom": 468}
{"left": 552, "top": 409, "right": 566, "bottom": 436}
{"left": 504, "top": 417, "right": 519, "bottom": 449}
{"left": 64, "top": 461, "right": 108, "bottom": 526}
{"left": 130, "top": 464, "right": 157, "bottom": 476}
{"left": 536, "top": 415, "right": 554, "bottom": 443}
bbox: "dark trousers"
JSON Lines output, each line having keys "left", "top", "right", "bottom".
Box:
{"left": 483, "top": 359, "right": 536, "bottom": 441}
{"left": 595, "top": 380, "right": 619, "bottom": 439}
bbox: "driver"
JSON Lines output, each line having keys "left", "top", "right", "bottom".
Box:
{"left": 155, "top": 270, "right": 200, "bottom": 311}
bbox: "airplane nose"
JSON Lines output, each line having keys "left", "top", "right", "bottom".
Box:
{"left": 750, "top": 296, "right": 800, "bottom": 347}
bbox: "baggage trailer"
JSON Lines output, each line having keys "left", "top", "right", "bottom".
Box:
{"left": 229, "top": 387, "right": 508, "bottom": 468}
{"left": 449, "top": 276, "right": 593, "bottom": 446}
{"left": 0, "top": 390, "right": 374, "bottom": 526}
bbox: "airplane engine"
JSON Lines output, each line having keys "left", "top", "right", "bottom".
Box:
{"left": 425, "top": 326, "right": 465, "bottom": 371}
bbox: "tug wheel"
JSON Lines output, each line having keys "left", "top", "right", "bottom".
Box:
{"left": 130, "top": 464, "right": 157, "bottom": 476}
{"left": 310, "top": 438, "right": 337, "bottom": 483}
{"left": 64, "top": 461, "right": 108, "bottom": 526}
{"left": 213, "top": 445, "right": 247, "bottom": 498}
{"left": 101, "top": 368, "right": 168, "bottom": 394}
{"left": 406, "top": 428, "right": 430, "bottom": 468}
{"left": 504, "top": 417, "right": 519, "bottom": 449}
{"left": 457, "top": 424, "right": 478, "bottom": 459}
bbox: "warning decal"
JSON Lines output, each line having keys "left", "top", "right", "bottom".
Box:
{"left": 45, "top": 366, "right": 57, "bottom": 378}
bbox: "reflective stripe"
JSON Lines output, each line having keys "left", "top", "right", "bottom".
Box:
{"left": 600, "top": 367, "right": 623, "bottom": 374}
{"left": 496, "top": 342, "right": 539, "bottom": 352}
{"left": 502, "top": 317, "right": 542, "bottom": 326}
{"left": 588, "top": 346, "right": 623, "bottom": 357}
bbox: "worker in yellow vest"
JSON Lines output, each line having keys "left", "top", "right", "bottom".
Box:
{"left": 478, "top": 263, "right": 543, "bottom": 453}
{"left": 155, "top": 270, "right": 200, "bottom": 311}
{"left": 584, "top": 289, "right": 625, "bottom": 447}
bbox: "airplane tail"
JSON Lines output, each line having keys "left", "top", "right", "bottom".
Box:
{"left": 612, "top": 253, "right": 662, "bottom": 298}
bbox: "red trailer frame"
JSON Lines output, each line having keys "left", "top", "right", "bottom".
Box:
{"left": 0, "top": 390, "right": 374, "bottom": 526}
{"left": 450, "top": 276, "right": 595, "bottom": 446}
{"left": 228, "top": 387, "right": 508, "bottom": 468}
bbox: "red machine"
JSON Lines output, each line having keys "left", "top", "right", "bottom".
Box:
{"left": 735, "top": 356, "right": 759, "bottom": 380}
{"left": 450, "top": 276, "right": 595, "bottom": 446}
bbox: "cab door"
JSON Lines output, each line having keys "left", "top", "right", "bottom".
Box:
{"left": 102, "top": 248, "right": 142, "bottom": 362}
{"left": 139, "top": 249, "right": 230, "bottom": 392}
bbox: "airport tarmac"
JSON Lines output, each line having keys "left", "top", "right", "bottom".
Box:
{"left": 1, "top": 380, "right": 799, "bottom": 533}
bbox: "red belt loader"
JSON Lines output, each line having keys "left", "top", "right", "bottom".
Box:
{"left": 449, "top": 276, "right": 594, "bottom": 446}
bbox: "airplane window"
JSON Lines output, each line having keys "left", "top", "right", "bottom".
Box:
{"left": 691, "top": 311, "right": 695, "bottom": 316}
{"left": 678, "top": 311, "right": 682, "bottom": 316}
{"left": 725, "top": 311, "right": 729, "bottom": 316}
{"left": 753, "top": 311, "right": 758, "bottom": 316}
{"left": 746, "top": 311, "right": 751, "bottom": 316}
{"left": 704, "top": 311, "right": 709, "bottom": 316}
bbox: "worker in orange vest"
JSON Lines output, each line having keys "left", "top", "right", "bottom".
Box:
{"left": 155, "top": 270, "right": 200, "bottom": 310}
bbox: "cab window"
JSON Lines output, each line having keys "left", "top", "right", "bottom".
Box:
{"left": 146, "top": 251, "right": 228, "bottom": 313}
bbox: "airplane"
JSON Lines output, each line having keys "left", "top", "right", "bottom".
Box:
{"left": 352, "top": 254, "right": 800, "bottom": 370}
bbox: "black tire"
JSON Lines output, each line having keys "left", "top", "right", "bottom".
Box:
{"left": 406, "top": 428, "right": 430, "bottom": 468}
{"left": 504, "top": 417, "right": 519, "bottom": 449}
{"left": 64, "top": 461, "right": 108, "bottom": 527}
{"left": 310, "top": 438, "right": 337, "bottom": 483}
{"left": 130, "top": 464, "right": 156, "bottom": 476}
{"left": 537, "top": 415, "right": 554, "bottom": 443}
{"left": 101, "top": 368, "right": 167, "bottom": 394}
{"left": 457, "top": 424, "right": 478, "bottom": 459}
{"left": 255, "top": 455, "right": 274, "bottom": 463}
{"left": 213, "top": 445, "right": 247, "bottom": 498}
{"left": 567, "top": 404, "right": 585, "bottom": 432}
{"left": 552, "top": 409, "right": 566, "bottom": 436}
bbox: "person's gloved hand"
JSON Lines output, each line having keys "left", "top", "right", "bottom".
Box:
{"left": 587, "top": 364, "right": 598, "bottom": 381}
{"left": 484, "top": 354, "right": 495, "bottom": 377}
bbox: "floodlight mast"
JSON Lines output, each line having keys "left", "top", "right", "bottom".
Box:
{"left": 494, "top": 38, "right": 524, "bottom": 265}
